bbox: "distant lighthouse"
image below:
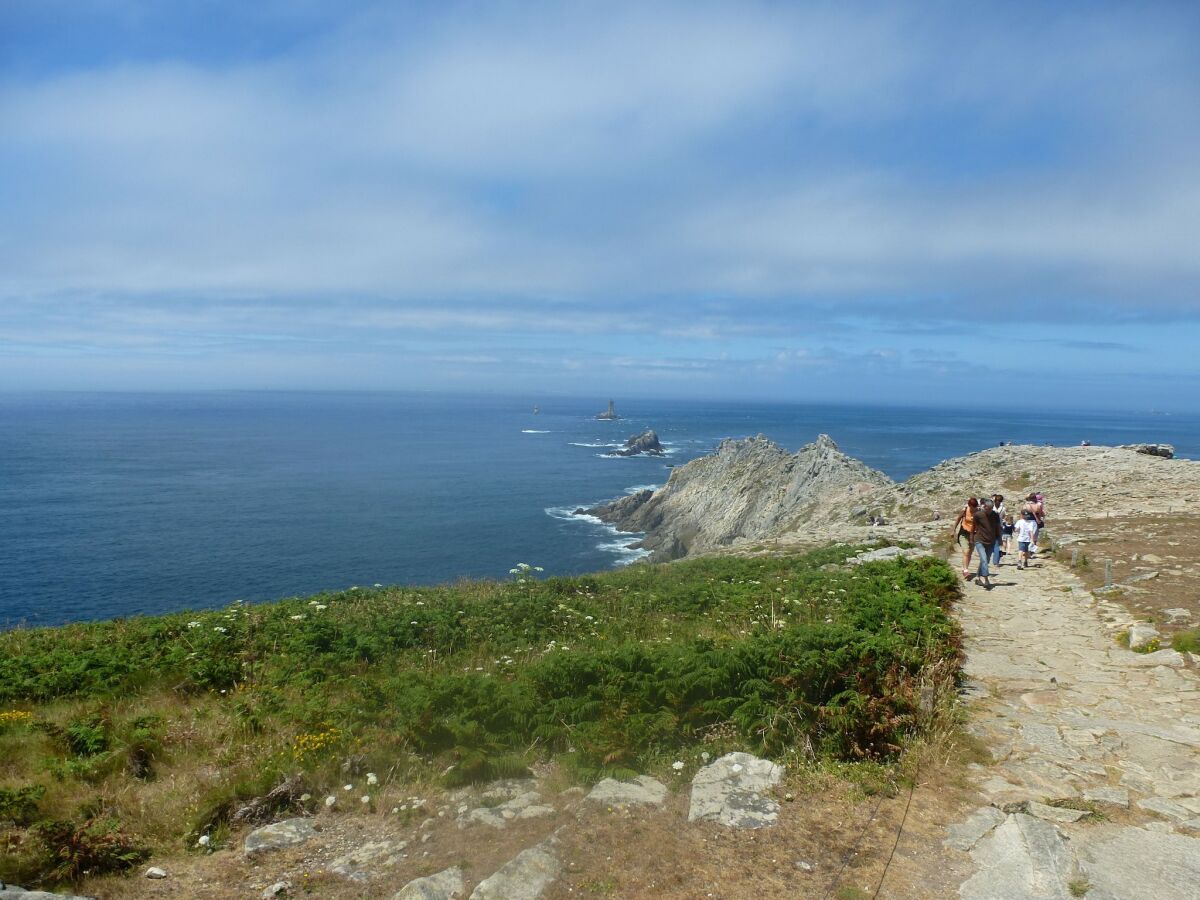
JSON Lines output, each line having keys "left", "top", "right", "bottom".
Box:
{"left": 595, "top": 399, "right": 619, "bottom": 420}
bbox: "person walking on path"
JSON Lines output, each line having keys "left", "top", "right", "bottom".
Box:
{"left": 991, "top": 494, "right": 1007, "bottom": 567}
{"left": 972, "top": 498, "right": 1002, "bottom": 589}
{"left": 1014, "top": 510, "right": 1039, "bottom": 569}
{"left": 1023, "top": 493, "right": 1046, "bottom": 555}
{"left": 952, "top": 497, "right": 979, "bottom": 577}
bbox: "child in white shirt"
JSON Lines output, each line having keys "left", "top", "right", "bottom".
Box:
{"left": 1015, "top": 512, "right": 1039, "bottom": 569}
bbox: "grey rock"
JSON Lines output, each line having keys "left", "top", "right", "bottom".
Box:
{"left": 944, "top": 806, "right": 1006, "bottom": 851}
{"left": 1082, "top": 787, "right": 1130, "bottom": 808}
{"left": 688, "top": 751, "right": 784, "bottom": 829}
{"left": 392, "top": 866, "right": 465, "bottom": 900}
{"left": 1122, "top": 648, "right": 1186, "bottom": 667}
{"left": 144, "top": 866, "right": 167, "bottom": 879}
{"left": 262, "top": 883, "right": 291, "bottom": 899}
{"left": 458, "top": 790, "right": 549, "bottom": 829}
{"left": 584, "top": 775, "right": 668, "bottom": 807}
{"left": 244, "top": 817, "right": 315, "bottom": 857}
{"left": 1077, "top": 827, "right": 1200, "bottom": 899}
{"left": 1124, "top": 571, "right": 1160, "bottom": 585}
{"left": 960, "top": 813, "right": 1080, "bottom": 899}
{"left": 1137, "top": 797, "right": 1194, "bottom": 822}
{"left": 612, "top": 430, "right": 664, "bottom": 457}
{"left": 1026, "top": 801, "right": 1089, "bottom": 823}
{"left": 847, "top": 545, "right": 930, "bottom": 566}
{"left": 470, "top": 845, "right": 560, "bottom": 900}
{"left": 1163, "top": 608, "right": 1192, "bottom": 621}
{"left": 0, "top": 890, "right": 92, "bottom": 900}
{"left": 1127, "top": 623, "right": 1160, "bottom": 651}
{"left": 330, "top": 838, "right": 409, "bottom": 882}
{"left": 1118, "top": 443, "right": 1175, "bottom": 459}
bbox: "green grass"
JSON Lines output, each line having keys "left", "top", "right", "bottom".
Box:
{"left": 1171, "top": 628, "right": 1200, "bottom": 654}
{"left": 0, "top": 547, "right": 960, "bottom": 889}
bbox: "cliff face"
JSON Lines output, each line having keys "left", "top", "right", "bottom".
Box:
{"left": 584, "top": 433, "right": 893, "bottom": 560}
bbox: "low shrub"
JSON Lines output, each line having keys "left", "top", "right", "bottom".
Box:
{"left": 33, "top": 816, "right": 148, "bottom": 883}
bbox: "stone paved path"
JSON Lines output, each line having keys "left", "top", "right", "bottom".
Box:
{"left": 946, "top": 553, "right": 1200, "bottom": 898}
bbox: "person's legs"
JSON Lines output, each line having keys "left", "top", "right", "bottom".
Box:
{"left": 961, "top": 534, "right": 973, "bottom": 575}
{"left": 974, "top": 541, "right": 991, "bottom": 580}
{"left": 993, "top": 539, "right": 1002, "bottom": 566}
{"left": 1018, "top": 541, "right": 1029, "bottom": 568}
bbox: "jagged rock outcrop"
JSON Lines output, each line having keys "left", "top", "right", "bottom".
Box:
{"left": 1119, "top": 442, "right": 1175, "bottom": 459}
{"left": 612, "top": 430, "right": 664, "bottom": 457}
{"left": 581, "top": 434, "right": 892, "bottom": 560}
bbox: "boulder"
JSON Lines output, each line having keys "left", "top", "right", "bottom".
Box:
{"left": 1081, "top": 786, "right": 1129, "bottom": 808}
{"left": 584, "top": 775, "right": 667, "bottom": 807}
{"left": 244, "top": 817, "right": 316, "bottom": 857}
{"left": 1127, "top": 623, "right": 1160, "bottom": 651}
{"left": 470, "top": 844, "right": 560, "bottom": 900}
{"left": 458, "top": 791, "right": 552, "bottom": 829}
{"left": 688, "top": 752, "right": 784, "bottom": 829}
{"left": 330, "top": 838, "right": 409, "bottom": 882}
{"left": 0, "top": 889, "right": 92, "bottom": 900}
{"left": 392, "top": 867, "right": 465, "bottom": 900}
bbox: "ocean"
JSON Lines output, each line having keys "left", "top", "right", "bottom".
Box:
{"left": 2, "top": 391, "right": 1197, "bottom": 628}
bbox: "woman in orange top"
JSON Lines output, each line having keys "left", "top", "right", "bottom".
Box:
{"left": 952, "top": 497, "right": 979, "bottom": 577}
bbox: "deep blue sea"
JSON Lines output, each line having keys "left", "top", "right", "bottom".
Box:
{"left": 2, "top": 392, "right": 1197, "bottom": 628}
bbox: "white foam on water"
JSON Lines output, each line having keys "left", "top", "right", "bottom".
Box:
{"left": 597, "top": 538, "right": 652, "bottom": 565}
{"left": 544, "top": 505, "right": 649, "bottom": 566}
{"left": 521, "top": 429, "right": 552, "bottom": 433}
{"left": 568, "top": 441, "right": 622, "bottom": 448}
{"left": 624, "top": 483, "right": 660, "bottom": 494}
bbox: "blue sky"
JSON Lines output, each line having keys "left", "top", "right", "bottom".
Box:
{"left": 2, "top": 1, "right": 1199, "bottom": 409}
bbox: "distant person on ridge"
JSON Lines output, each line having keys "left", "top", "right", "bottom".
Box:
{"left": 972, "top": 498, "right": 1002, "bottom": 589}
{"left": 952, "top": 497, "right": 979, "bottom": 577}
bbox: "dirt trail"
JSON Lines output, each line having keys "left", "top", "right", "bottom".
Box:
{"left": 944, "top": 551, "right": 1200, "bottom": 898}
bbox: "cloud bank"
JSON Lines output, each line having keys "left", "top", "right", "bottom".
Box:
{"left": 1, "top": 1, "right": 1198, "bottom": 405}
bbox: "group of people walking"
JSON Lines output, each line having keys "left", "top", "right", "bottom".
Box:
{"left": 952, "top": 492, "right": 1045, "bottom": 589}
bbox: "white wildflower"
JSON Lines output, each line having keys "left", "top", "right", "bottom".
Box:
{"left": 701, "top": 752, "right": 710, "bottom": 762}
{"left": 187, "top": 621, "right": 201, "bottom": 629}
{"left": 360, "top": 795, "right": 370, "bottom": 805}
{"left": 325, "top": 795, "right": 337, "bottom": 808}
{"left": 314, "top": 604, "right": 327, "bottom": 611}
{"left": 212, "top": 626, "right": 227, "bottom": 633}
{"left": 672, "top": 761, "right": 685, "bottom": 771}
{"left": 290, "top": 614, "right": 305, "bottom": 621}
{"left": 344, "top": 784, "right": 353, "bottom": 791}
{"left": 366, "top": 773, "right": 378, "bottom": 785}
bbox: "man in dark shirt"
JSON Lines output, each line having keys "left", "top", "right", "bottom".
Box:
{"left": 972, "top": 498, "right": 1002, "bottom": 589}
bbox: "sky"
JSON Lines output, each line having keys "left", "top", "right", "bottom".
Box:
{"left": 2, "top": 1, "right": 1199, "bottom": 409}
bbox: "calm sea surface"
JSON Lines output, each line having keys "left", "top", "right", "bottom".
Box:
{"left": 2, "top": 392, "right": 1196, "bottom": 628}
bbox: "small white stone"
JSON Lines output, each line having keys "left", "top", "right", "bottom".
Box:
{"left": 145, "top": 866, "right": 168, "bottom": 879}
{"left": 325, "top": 795, "right": 337, "bottom": 807}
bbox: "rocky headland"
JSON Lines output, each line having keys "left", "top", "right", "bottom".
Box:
{"left": 582, "top": 433, "right": 892, "bottom": 560}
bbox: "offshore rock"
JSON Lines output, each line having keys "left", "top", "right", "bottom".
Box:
{"left": 584, "top": 434, "right": 892, "bottom": 561}
{"left": 612, "top": 430, "right": 664, "bottom": 457}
